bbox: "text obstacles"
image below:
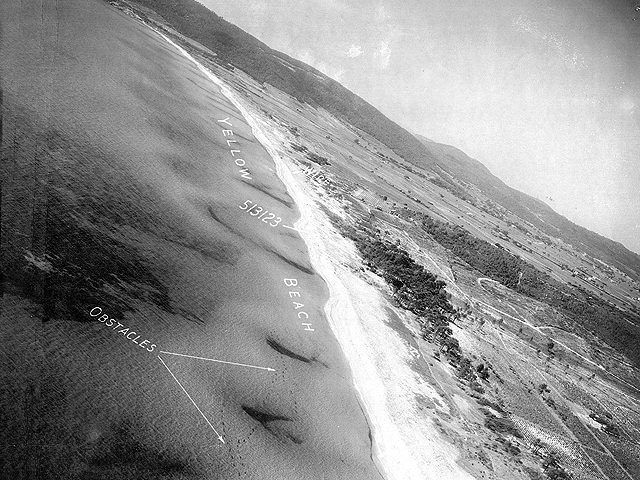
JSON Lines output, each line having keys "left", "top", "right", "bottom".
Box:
{"left": 89, "top": 306, "right": 157, "bottom": 353}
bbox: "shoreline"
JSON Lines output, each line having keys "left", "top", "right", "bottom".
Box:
{"left": 226, "top": 95, "right": 476, "bottom": 478}
{"left": 158, "top": 30, "right": 475, "bottom": 479}
{"left": 157, "top": 31, "right": 391, "bottom": 476}
{"left": 209, "top": 76, "right": 476, "bottom": 480}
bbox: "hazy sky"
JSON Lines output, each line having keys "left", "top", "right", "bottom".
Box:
{"left": 202, "top": 0, "right": 640, "bottom": 254}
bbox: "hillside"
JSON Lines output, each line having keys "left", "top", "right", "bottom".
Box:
{"left": 125, "top": 0, "right": 640, "bottom": 282}
{"left": 415, "top": 135, "right": 640, "bottom": 281}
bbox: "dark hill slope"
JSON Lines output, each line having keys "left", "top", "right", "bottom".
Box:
{"left": 127, "top": 0, "right": 640, "bottom": 280}
{"left": 127, "top": 0, "right": 436, "bottom": 170}
{"left": 415, "top": 135, "right": 640, "bottom": 280}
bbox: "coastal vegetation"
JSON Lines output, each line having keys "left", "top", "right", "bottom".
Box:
{"left": 397, "top": 208, "right": 640, "bottom": 368}
{"left": 330, "top": 217, "right": 493, "bottom": 384}
{"left": 351, "top": 233, "right": 451, "bottom": 315}
{"left": 306, "top": 152, "right": 330, "bottom": 166}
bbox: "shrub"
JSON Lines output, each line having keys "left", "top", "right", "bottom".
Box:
{"left": 306, "top": 151, "right": 330, "bottom": 165}
{"left": 476, "top": 397, "right": 505, "bottom": 413}
{"left": 484, "top": 414, "right": 522, "bottom": 438}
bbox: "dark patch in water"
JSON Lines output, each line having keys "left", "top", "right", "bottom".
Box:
{"left": 271, "top": 250, "right": 314, "bottom": 275}
{"left": 89, "top": 422, "right": 200, "bottom": 476}
{"left": 169, "top": 155, "right": 199, "bottom": 179}
{"left": 2, "top": 110, "right": 239, "bottom": 325}
{"left": 309, "top": 356, "right": 329, "bottom": 369}
{"left": 248, "top": 181, "right": 293, "bottom": 208}
{"left": 285, "top": 432, "right": 304, "bottom": 444}
{"left": 279, "top": 229, "right": 299, "bottom": 240}
{"left": 186, "top": 76, "right": 210, "bottom": 95}
{"left": 266, "top": 337, "right": 311, "bottom": 363}
{"left": 127, "top": 78, "right": 205, "bottom": 145}
{"left": 147, "top": 110, "right": 204, "bottom": 147}
{"left": 241, "top": 406, "right": 303, "bottom": 444}
{"left": 117, "top": 35, "right": 156, "bottom": 62}
{"left": 0, "top": 118, "right": 178, "bottom": 323}
{"left": 242, "top": 406, "right": 291, "bottom": 424}
{"left": 206, "top": 205, "right": 235, "bottom": 233}
{"left": 162, "top": 232, "right": 239, "bottom": 267}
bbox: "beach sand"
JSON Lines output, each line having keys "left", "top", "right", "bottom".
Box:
{"left": 196, "top": 57, "right": 479, "bottom": 479}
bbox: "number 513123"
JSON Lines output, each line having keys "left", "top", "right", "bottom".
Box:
{"left": 239, "top": 200, "right": 282, "bottom": 227}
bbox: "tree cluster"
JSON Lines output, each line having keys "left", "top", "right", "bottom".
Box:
{"left": 338, "top": 224, "right": 464, "bottom": 363}
{"left": 407, "top": 210, "right": 640, "bottom": 368}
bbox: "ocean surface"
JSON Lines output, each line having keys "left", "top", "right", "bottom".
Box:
{"left": 0, "top": 1, "right": 382, "bottom": 478}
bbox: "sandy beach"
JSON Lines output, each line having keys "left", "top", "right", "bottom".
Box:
{"left": 182, "top": 49, "right": 478, "bottom": 479}
{"left": 265, "top": 137, "right": 476, "bottom": 480}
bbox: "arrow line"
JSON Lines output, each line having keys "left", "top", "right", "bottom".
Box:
{"left": 281, "top": 224, "right": 311, "bottom": 235}
{"left": 159, "top": 351, "right": 276, "bottom": 372}
{"left": 157, "top": 356, "right": 225, "bottom": 443}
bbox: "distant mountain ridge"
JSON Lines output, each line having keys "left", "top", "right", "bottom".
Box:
{"left": 124, "top": 0, "right": 640, "bottom": 281}
{"left": 414, "top": 134, "right": 640, "bottom": 280}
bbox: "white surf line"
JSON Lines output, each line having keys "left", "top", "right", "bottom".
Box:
{"left": 281, "top": 224, "right": 311, "bottom": 233}
{"left": 159, "top": 45, "right": 397, "bottom": 477}
{"left": 157, "top": 356, "right": 225, "bottom": 443}
{"left": 159, "top": 351, "right": 276, "bottom": 372}
{"left": 153, "top": 31, "right": 266, "bottom": 151}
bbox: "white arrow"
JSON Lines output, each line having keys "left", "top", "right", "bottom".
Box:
{"left": 157, "top": 356, "right": 225, "bottom": 444}
{"left": 159, "top": 351, "right": 276, "bottom": 372}
{"left": 281, "top": 224, "right": 312, "bottom": 235}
